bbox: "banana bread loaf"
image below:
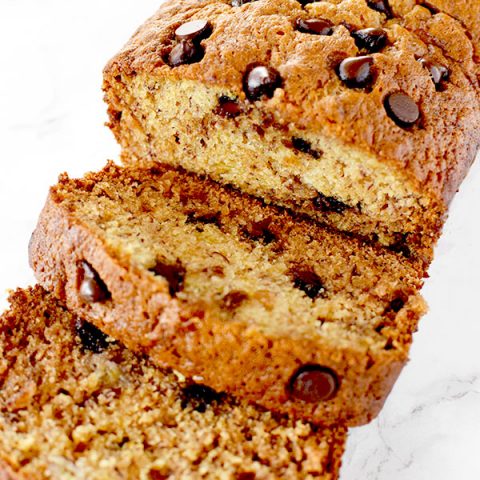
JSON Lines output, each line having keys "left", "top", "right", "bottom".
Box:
{"left": 103, "top": 0, "right": 480, "bottom": 262}
{"left": 0, "top": 286, "right": 346, "bottom": 479}
{"left": 29, "top": 163, "right": 427, "bottom": 426}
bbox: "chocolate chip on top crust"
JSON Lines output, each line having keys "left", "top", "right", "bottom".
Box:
{"left": 75, "top": 318, "right": 110, "bottom": 353}
{"left": 168, "top": 40, "right": 203, "bottom": 67}
{"left": 290, "top": 365, "right": 339, "bottom": 402}
{"left": 168, "top": 19, "right": 212, "bottom": 67}
{"left": 418, "top": 58, "right": 449, "bottom": 89}
{"left": 352, "top": 28, "right": 388, "bottom": 53}
{"left": 337, "top": 56, "right": 374, "bottom": 88}
{"left": 243, "top": 64, "right": 283, "bottom": 101}
{"left": 180, "top": 383, "right": 224, "bottom": 413}
{"left": 385, "top": 92, "right": 420, "bottom": 128}
{"left": 295, "top": 18, "right": 334, "bottom": 36}
{"left": 175, "top": 19, "right": 212, "bottom": 42}
{"left": 215, "top": 95, "right": 243, "bottom": 118}
{"left": 366, "top": 0, "right": 393, "bottom": 18}
{"left": 149, "top": 260, "right": 186, "bottom": 296}
{"left": 78, "top": 261, "right": 111, "bottom": 304}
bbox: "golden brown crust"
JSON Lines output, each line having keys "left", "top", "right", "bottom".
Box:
{"left": 104, "top": 0, "right": 480, "bottom": 206}
{"left": 0, "top": 286, "right": 346, "bottom": 479}
{"left": 29, "top": 162, "right": 427, "bottom": 426}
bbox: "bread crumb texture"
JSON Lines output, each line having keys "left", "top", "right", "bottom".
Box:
{"left": 0, "top": 286, "right": 346, "bottom": 480}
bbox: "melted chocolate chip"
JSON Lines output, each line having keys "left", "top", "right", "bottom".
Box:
{"left": 390, "top": 297, "right": 405, "bottom": 313}
{"left": 167, "top": 40, "right": 204, "bottom": 67}
{"left": 385, "top": 92, "right": 420, "bottom": 128}
{"left": 243, "top": 64, "right": 283, "bottom": 101}
{"left": 291, "top": 137, "right": 322, "bottom": 159}
{"left": 290, "top": 267, "right": 325, "bottom": 300}
{"left": 352, "top": 28, "right": 388, "bottom": 53}
{"left": 337, "top": 56, "right": 374, "bottom": 88}
{"left": 186, "top": 211, "right": 221, "bottom": 227}
{"left": 297, "top": 0, "right": 316, "bottom": 5}
{"left": 222, "top": 291, "right": 249, "bottom": 310}
{"left": 181, "top": 384, "right": 224, "bottom": 413}
{"left": 366, "top": 0, "right": 393, "bottom": 18}
{"left": 215, "top": 95, "right": 243, "bottom": 118}
{"left": 75, "top": 318, "right": 110, "bottom": 353}
{"left": 242, "top": 218, "right": 278, "bottom": 244}
{"left": 313, "top": 193, "right": 349, "bottom": 214}
{"left": 150, "top": 260, "right": 186, "bottom": 296}
{"left": 237, "top": 473, "right": 256, "bottom": 480}
{"left": 418, "top": 58, "right": 449, "bottom": 89}
{"left": 175, "top": 20, "right": 212, "bottom": 42}
{"left": 290, "top": 365, "right": 338, "bottom": 402}
{"left": 78, "top": 261, "right": 110, "bottom": 304}
{"left": 295, "top": 18, "right": 334, "bottom": 36}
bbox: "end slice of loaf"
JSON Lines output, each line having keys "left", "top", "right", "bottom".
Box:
{"left": 30, "top": 163, "right": 427, "bottom": 426}
{"left": 0, "top": 286, "right": 346, "bottom": 480}
{"left": 103, "top": 0, "right": 480, "bottom": 262}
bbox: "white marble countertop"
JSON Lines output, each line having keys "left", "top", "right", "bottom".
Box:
{"left": 0, "top": 1, "right": 479, "bottom": 478}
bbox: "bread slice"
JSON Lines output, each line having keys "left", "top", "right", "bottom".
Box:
{"left": 0, "top": 286, "right": 346, "bottom": 479}
{"left": 30, "top": 163, "right": 427, "bottom": 426}
{"left": 103, "top": 0, "right": 480, "bottom": 262}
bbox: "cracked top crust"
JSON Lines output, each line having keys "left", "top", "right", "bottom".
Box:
{"left": 105, "top": 0, "right": 480, "bottom": 206}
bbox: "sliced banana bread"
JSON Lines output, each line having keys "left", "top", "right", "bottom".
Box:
{"left": 30, "top": 163, "right": 427, "bottom": 426}
{"left": 0, "top": 286, "right": 346, "bottom": 479}
{"left": 103, "top": 0, "right": 480, "bottom": 262}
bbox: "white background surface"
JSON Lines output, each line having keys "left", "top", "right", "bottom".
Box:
{"left": 0, "top": 1, "right": 479, "bottom": 479}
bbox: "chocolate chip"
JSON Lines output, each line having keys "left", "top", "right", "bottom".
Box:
{"left": 418, "top": 58, "right": 449, "bottom": 89}
{"left": 222, "top": 291, "right": 249, "bottom": 310}
{"left": 237, "top": 474, "right": 256, "bottom": 480}
{"left": 78, "top": 261, "right": 110, "bottom": 304}
{"left": 186, "top": 211, "right": 221, "bottom": 227}
{"left": 290, "top": 267, "right": 325, "bottom": 300}
{"left": 289, "top": 365, "right": 338, "bottom": 402}
{"left": 313, "top": 193, "right": 349, "bottom": 214}
{"left": 167, "top": 40, "right": 203, "bottom": 67}
{"left": 150, "top": 260, "right": 186, "bottom": 296}
{"left": 231, "top": 0, "right": 257, "bottom": 6}
{"left": 295, "top": 18, "right": 334, "bottom": 36}
{"left": 297, "top": 0, "right": 316, "bottom": 5}
{"left": 243, "top": 64, "right": 283, "bottom": 101}
{"left": 215, "top": 95, "right": 242, "bottom": 118}
{"left": 75, "top": 318, "right": 110, "bottom": 353}
{"left": 242, "top": 218, "right": 278, "bottom": 244}
{"left": 390, "top": 297, "right": 405, "bottom": 312}
{"left": 385, "top": 92, "right": 420, "bottom": 128}
{"left": 337, "top": 56, "right": 374, "bottom": 88}
{"left": 366, "top": 0, "right": 393, "bottom": 18}
{"left": 181, "top": 384, "right": 224, "bottom": 413}
{"left": 175, "top": 20, "right": 212, "bottom": 42}
{"left": 291, "top": 137, "right": 322, "bottom": 159}
{"left": 351, "top": 28, "right": 388, "bottom": 53}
